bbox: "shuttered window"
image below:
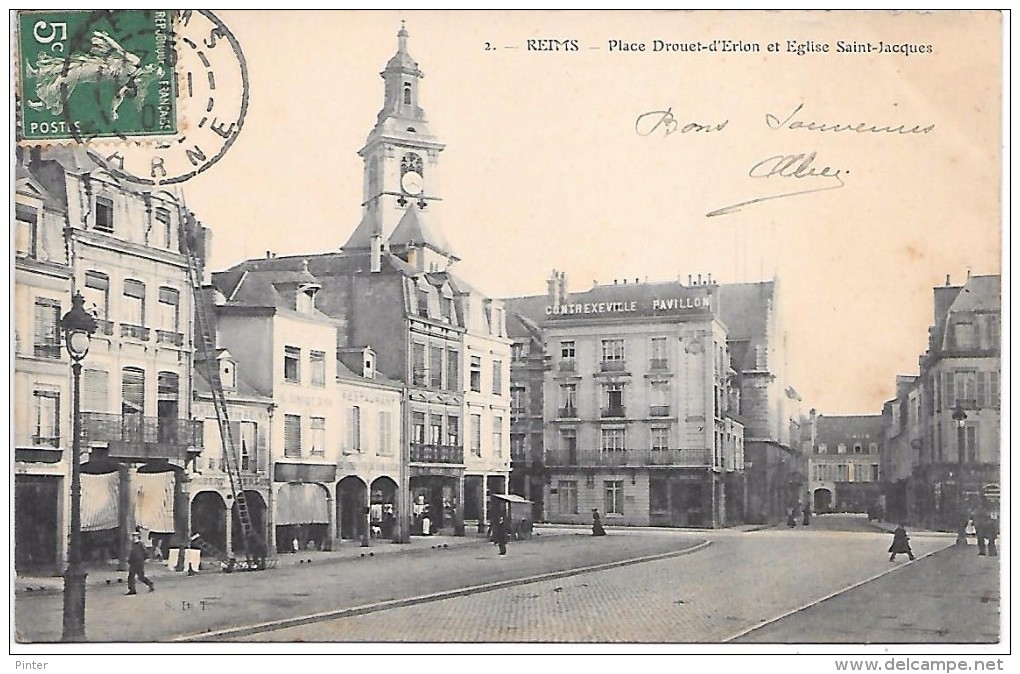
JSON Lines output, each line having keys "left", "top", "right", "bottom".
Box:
{"left": 470, "top": 414, "right": 482, "bottom": 456}
{"left": 976, "top": 371, "right": 987, "bottom": 408}
{"left": 121, "top": 367, "right": 145, "bottom": 416}
{"left": 155, "top": 207, "right": 172, "bottom": 248}
{"left": 944, "top": 371, "right": 955, "bottom": 409}
{"left": 284, "top": 414, "right": 301, "bottom": 457}
{"left": 447, "top": 416, "right": 459, "bottom": 446}
{"left": 123, "top": 280, "right": 145, "bottom": 326}
{"left": 378, "top": 410, "right": 392, "bottom": 456}
{"left": 34, "top": 298, "right": 61, "bottom": 359}
{"left": 158, "top": 287, "right": 180, "bottom": 331}
{"left": 94, "top": 197, "right": 114, "bottom": 232}
{"left": 347, "top": 408, "right": 360, "bottom": 452}
{"left": 33, "top": 389, "right": 60, "bottom": 447}
{"left": 15, "top": 205, "right": 37, "bottom": 257}
{"left": 82, "top": 369, "right": 109, "bottom": 412}
{"left": 84, "top": 271, "right": 109, "bottom": 320}
{"left": 311, "top": 416, "right": 326, "bottom": 456}
{"left": 240, "top": 421, "right": 257, "bottom": 471}
{"left": 430, "top": 347, "right": 443, "bottom": 388}
{"left": 310, "top": 350, "right": 326, "bottom": 387}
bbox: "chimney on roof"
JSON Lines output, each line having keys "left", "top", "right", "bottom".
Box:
{"left": 688, "top": 274, "right": 692, "bottom": 285}
{"left": 547, "top": 269, "right": 559, "bottom": 305}
{"left": 370, "top": 233, "right": 382, "bottom": 273}
{"left": 697, "top": 274, "right": 703, "bottom": 285}
{"left": 945, "top": 274, "right": 951, "bottom": 286}
{"left": 557, "top": 271, "right": 568, "bottom": 304}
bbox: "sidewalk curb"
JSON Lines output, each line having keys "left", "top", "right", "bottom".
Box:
{"left": 176, "top": 539, "right": 712, "bottom": 642}
{"left": 721, "top": 542, "right": 953, "bottom": 642}
{"left": 14, "top": 536, "right": 494, "bottom": 599}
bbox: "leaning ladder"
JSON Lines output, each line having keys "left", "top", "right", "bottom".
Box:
{"left": 176, "top": 194, "right": 266, "bottom": 571}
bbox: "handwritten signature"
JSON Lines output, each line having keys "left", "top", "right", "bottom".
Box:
{"left": 634, "top": 108, "right": 729, "bottom": 137}
{"left": 707, "top": 152, "right": 846, "bottom": 217}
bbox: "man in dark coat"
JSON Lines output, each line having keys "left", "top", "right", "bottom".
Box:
{"left": 492, "top": 516, "right": 508, "bottom": 555}
{"left": 127, "top": 532, "right": 155, "bottom": 594}
{"left": 888, "top": 524, "right": 915, "bottom": 561}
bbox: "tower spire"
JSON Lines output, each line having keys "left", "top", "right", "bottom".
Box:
{"left": 398, "top": 20, "right": 408, "bottom": 53}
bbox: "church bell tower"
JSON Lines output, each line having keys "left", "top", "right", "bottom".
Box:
{"left": 343, "top": 23, "right": 456, "bottom": 271}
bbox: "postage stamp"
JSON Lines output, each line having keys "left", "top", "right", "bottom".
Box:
{"left": 17, "top": 9, "right": 177, "bottom": 141}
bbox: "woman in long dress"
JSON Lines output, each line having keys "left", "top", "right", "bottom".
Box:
{"left": 592, "top": 509, "right": 607, "bottom": 536}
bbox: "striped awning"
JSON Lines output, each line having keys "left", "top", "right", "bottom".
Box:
{"left": 275, "top": 482, "right": 329, "bottom": 525}
{"left": 81, "top": 472, "right": 119, "bottom": 531}
{"left": 136, "top": 471, "right": 175, "bottom": 533}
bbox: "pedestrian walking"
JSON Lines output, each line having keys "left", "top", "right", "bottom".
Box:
{"left": 888, "top": 524, "right": 915, "bottom": 561}
{"left": 126, "top": 532, "right": 155, "bottom": 595}
{"left": 802, "top": 508, "right": 811, "bottom": 526}
{"left": 592, "top": 508, "right": 606, "bottom": 536}
{"left": 986, "top": 513, "right": 999, "bottom": 557}
{"left": 977, "top": 512, "right": 999, "bottom": 557}
{"left": 787, "top": 508, "right": 797, "bottom": 528}
{"left": 492, "top": 516, "right": 508, "bottom": 555}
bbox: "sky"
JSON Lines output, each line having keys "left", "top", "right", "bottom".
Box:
{"left": 175, "top": 10, "right": 1002, "bottom": 416}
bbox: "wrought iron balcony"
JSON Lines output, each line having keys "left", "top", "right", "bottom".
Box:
{"left": 156, "top": 330, "right": 185, "bottom": 346}
{"left": 600, "top": 405, "right": 626, "bottom": 418}
{"left": 558, "top": 360, "right": 577, "bottom": 373}
{"left": 32, "top": 435, "right": 61, "bottom": 448}
{"left": 558, "top": 406, "right": 578, "bottom": 418}
{"left": 545, "top": 447, "right": 713, "bottom": 468}
{"left": 649, "top": 358, "right": 669, "bottom": 371}
{"left": 33, "top": 342, "right": 62, "bottom": 359}
{"left": 409, "top": 443, "right": 464, "bottom": 464}
{"left": 81, "top": 412, "right": 202, "bottom": 460}
{"left": 649, "top": 405, "right": 671, "bottom": 417}
{"left": 600, "top": 360, "right": 626, "bottom": 372}
{"left": 120, "top": 323, "right": 150, "bottom": 340}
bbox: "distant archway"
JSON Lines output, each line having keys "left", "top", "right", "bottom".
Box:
{"left": 813, "top": 488, "right": 833, "bottom": 514}
{"left": 191, "top": 491, "right": 227, "bottom": 553}
{"left": 337, "top": 476, "right": 368, "bottom": 540}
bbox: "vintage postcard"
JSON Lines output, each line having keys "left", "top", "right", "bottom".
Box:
{"left": 10, "top": 9, "right": 1005, "bottom": 664}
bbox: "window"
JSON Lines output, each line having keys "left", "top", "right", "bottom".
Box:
{"left": 651, "top": 427, "right": 669, "bottom": 451}
{"left": 430, "top": 347, "right": 443, "bottom": 388}
{"left": 310, "top": 350, "right": 326, "bottom": 387}
{"left": 561, "top": 428, "right": 577, "bottom": 464}
{"left": 447, "top": 350, "right": 460, "bottom": 390}
{"left": 403, "top": 82, "right": 412, "bottom": 105}
{"left": 412, "top": 412, "right": 425, "bottom": 444}
{"left": 470, "top": 413, "right": 482, "bottom": 456}
{"left": 837, "top": 443, "right": 847, "bottom": 454}
{"left": 601, "top": 339, "right": 625, "bottom": 370}
{"left": 446, "top": 416, "right": 459, "bottom": 446}
{"left": 15, "top": 205, "right": 37, "bottom": 257}
{"left": 976, "top": 371, "right": 987, "bottom": 407}
{"left": 650, "top": 337, "right": 668, "bottom": 369}
{"left": 120, "top": 369, "right": 145, "bottom": 422}
{"left": 649, "top": 381, "right": 670, "bottom": 416}
{"left": 511, "top": 434, "right": 526, "bottom": 461}
{"left": 155, "top": 207, "right": 172, "bottom": 248}
{"left": 853, "top": 443, "right": 863, "bottom": 454}
{"left": 33, "top": 298, "right": 61, "bottom": 359}
{"left": 492, "top": 360, "right": 503, "bottom": 395}
{"left": 430, "top": 414, "right": 443, "bottom": 445}
{"left": 990, "top": 371, "right": 1000, "bottom": 407}
{"left": 602, "top": 382, "right": 625, "bottom": 417}
{"left": 557, "top": 481, "right": 578, "bottom": 515}
{"left": 559, "top": 384, "right": 577, "bottom": 417}
{"left": 560, "top": 341, "right": 576, "bottom": 368}
{"left": 868, "top": 442, "right": 878, "bottom": 454}
{"left": 417, "top": 288, "right": 430, "bottom": 318}
{"left": 492, "top": 415, "right": 503, "bottom": 456}
{"left": 511, "top": 342, "right": 528, "bottom": 361}
{"left": 347, "top": 408, "right": 360, "bottom": 453}
{"left": 470, "top": 355, "right": 482, "bottom": 393}
{"left": 989, "top": 316, "right": 1001, "bottom": 348}
{"left": 378, "top": 410, "right": 392, "bottom": 455}
{"left": 94, "top": 196, "right": 114, "bottom": 232}
{"left": 511, "top": 386, "right": 526, "bottom": 415}
{"left": 871, "top": 465, "right": 880, "bottom": 482}
{"left": 82, "top": 368, "right": 109, "bottom": 412}
{"left": 239, "top": 421, "right": 258, "bottom": 471}
{"left": 605, "top": 480, "right": 624, "bottom": 515}
{"left": 284, "top": 346, "right": 301, "bottom": 383}
{"left": 284, "top": 415, "right": 301, "bottom": 457}
{"left": 158, "top": 287, "right": 180, "bottom": 333}
{"left": 123, "top": 280, "right": 146, "bottom": 326}
{"left": 297, "top": 287, "right": 316, "bottom": 314}
{"left": 953, "top": 321, "right": 974, "bottom": 349}
{"left": 309, "top": 416, "right": 326, "bottom": 456}
{"left": 601, "top": 428, "right": 625, "bottom": 452}
{"left": 818, "top": 443, "right": 827, "bottom": 454}
{"left": 33, "top": 389, "right": 60, "bottom": 447}
{"left": 953, "top": 370, "right": 976, "bottom": 408}
{"left": 412, "top": 343, "right": 427, "bottom": 387}
{"left": 84, "top": 271, "right": 110, "bottom": 325}
{"left": 964, "top": 425, "right": 978, "bottom": 463}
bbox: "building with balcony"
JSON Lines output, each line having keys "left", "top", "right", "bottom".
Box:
{"left": 507, "top": 272, "right": 744, "bottom": 528}
{"left": 807, "top": 415, "right": 883, "bottom": 513}
{"left": 210, "top": 26, "right": 510, "bottom": 536}
{"left": 14, "top": 146, "right": 201, "bottom": 573}
{"left": 880, "top": 273, "right": 1001, "bottom": 531}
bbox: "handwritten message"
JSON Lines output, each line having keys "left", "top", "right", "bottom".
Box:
{"left": 634, "top": 104, "right": 935, "bottom": 217}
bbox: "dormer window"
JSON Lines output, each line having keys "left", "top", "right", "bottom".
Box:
{"left": 297, "top": 284, "right": 319, "bottom": 314}
{"left": 364, "top": 350, "right": 375, "bottom": 379}
{"left": 95, "top": 196, "right": 114, "bottom": 233}
{"left": 220, "top": 359, "right": 236, "bottom": 390}
{"left": 15, "top": 205, "right": 37, "bottom": 258}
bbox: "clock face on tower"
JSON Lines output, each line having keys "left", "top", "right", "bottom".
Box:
{"left": 401, "top": 170, "right": 424, "bottom": 195}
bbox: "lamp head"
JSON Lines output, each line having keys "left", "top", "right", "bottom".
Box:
{"left": 60, "top": 291, "right": 98, "bottom": 362}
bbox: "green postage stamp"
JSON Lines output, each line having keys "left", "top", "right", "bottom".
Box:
{"left": 17, "top": 10, "right": 176, "bottom": 141}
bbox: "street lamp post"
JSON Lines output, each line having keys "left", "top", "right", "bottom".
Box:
{"left": 952, "top": 402, "right": 968, "bottom": 546}
{"left": 60, "top": 291, "right": 98, "bottom": 642}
